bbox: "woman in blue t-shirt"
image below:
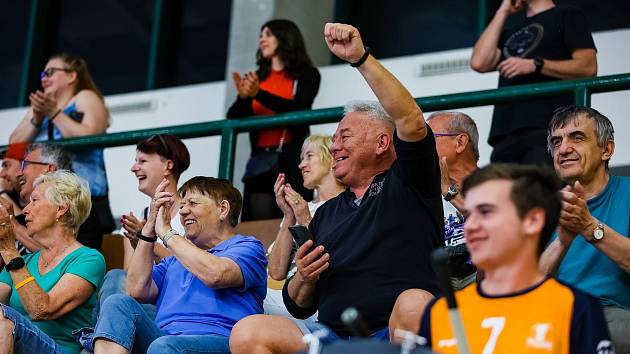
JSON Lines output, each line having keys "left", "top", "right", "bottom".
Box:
{"left": 10, "top": 53, "right": 114, "bottom": 251}
{"left": 0, "top": 171, "right": 106, "bottom": 354}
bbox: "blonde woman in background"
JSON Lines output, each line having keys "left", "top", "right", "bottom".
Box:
{"left": 265, "top": 135, "right": 344, "bottom": 317}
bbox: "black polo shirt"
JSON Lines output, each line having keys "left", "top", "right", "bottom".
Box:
{"left": 283, "top": 128, "right": 444, "bottom": 336}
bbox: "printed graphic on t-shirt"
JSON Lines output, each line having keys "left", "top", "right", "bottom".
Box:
{"left": 443, "top": 200, "right": 465, "bottom": 247}
{"left": 503, "top": 23, "right": 544, "bottom": 58}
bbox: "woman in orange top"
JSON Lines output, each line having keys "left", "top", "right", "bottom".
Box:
{"left": 227, "top": 19, "right": 321, "bottom": 221}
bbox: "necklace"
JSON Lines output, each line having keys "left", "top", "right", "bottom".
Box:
{"left": 40, "top": 244, "right": 71, "bottom": 269}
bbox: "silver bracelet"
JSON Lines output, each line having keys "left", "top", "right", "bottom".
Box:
{"left": 161, "top": 229, "right": 179, "bottom": 248}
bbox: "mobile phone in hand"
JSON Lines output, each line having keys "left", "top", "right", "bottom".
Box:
{"left": 288, "top": 225, "right": 314, "bottom": 248}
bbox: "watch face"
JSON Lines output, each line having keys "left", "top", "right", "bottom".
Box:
{"left": 594, "top": 228, "right": 604, "bottom": 240}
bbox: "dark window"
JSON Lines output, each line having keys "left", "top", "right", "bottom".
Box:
{"left": 171, "top": 0, "right": 232, "bottom": 86}
{"left": 54, "top": 0, "right": 153, "bottom": 95}
{"left": 335, "top": 0, "right": 479, "bottom": 61}
{"left": 0, "top": 1, "right": 31, "bottom": 109}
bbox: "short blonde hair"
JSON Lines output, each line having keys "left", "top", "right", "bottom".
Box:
{"left": 34, "top": 171, "right": 91, "bottom": 234}
{"left": 301, "top": 135, "right": 334, "bottom": 168}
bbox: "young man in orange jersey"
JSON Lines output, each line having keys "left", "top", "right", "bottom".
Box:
{"left": 419, "top": 164, "right": 613, "bottom": 354}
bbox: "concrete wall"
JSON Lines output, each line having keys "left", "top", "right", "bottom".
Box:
{"left": 1, "top": 29, "right": 629, "bottom": 220}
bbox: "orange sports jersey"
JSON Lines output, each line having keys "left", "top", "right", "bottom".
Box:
{"left": 253, "top": 69, "right": 294, "bottom": 148}
{"left": 419, "top": 278, "right": 613, "bottom": 354}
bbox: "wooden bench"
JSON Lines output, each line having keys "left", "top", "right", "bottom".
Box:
{"left": 234, "top": 218, "right": 282, "bottom": 250}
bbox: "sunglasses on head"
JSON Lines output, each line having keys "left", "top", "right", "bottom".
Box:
{"left": 148, "top": 134, "right": 171, "bottom": 158}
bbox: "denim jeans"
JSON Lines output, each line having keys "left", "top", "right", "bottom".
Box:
{"left": 94, "top": 269, "right": 156, "bottom": 322}
{"left": 0, "top": 303, "right": 68, "bottom": 354}
{"left": 88, "top": 294, "right": 229, "bottom": 354}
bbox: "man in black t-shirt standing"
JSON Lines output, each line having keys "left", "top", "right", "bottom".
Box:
{"left": 230, "top": 23, "right": 443, "bottom": 353}
{"left": 471, "top": 0, "right": 597, "bottom": 164}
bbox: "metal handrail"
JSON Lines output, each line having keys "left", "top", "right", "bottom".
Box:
{"left": 3, "top": 72, "right": 630, "bottom": 180}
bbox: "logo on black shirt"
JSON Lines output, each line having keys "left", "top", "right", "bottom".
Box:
{"left": 368, "top": 179, "right": 385, "bottom": 197}
{"left": 503, "top": 23, "right": 544, "bottom": 58}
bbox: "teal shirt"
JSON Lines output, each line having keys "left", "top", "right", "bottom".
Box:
{"left": 555, "top": 175, "right": 630, "bottom": 309}
{"left": 0, "top": 246, "right": 105, "bottom": 353}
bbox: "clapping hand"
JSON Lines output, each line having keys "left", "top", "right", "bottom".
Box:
{"left": 142, "top": 179, "right": 173, "bottom": 238}
{"left": 0, "top": 202, "right": 16, "bottom": 252}
{"left": 559, "top": 181, "right": 596, "bottom": 238}
{"left": 29, "top": 90, "right": 58, "bottom": 121}
{"left": 274, "top": 174, "right": 295, "bottom": 221}
{"left": 284, "top": 184, "right": 311, "bottom": 226}
{"left": 121, "top": 211, "right": 146, "bottom": 246}
{"left": 232, "top": 71, "right": 260, "bottom": 98}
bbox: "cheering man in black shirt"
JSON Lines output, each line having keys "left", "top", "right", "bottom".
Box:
{"left": 230, "top": 23, "right": 443, "bottom": 353}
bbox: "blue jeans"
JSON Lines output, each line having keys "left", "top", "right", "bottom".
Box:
{"left": 290, "top": 318, "right": 389, "bottom": 346}
{"left": 88, "top": 294, "right": 229, "bottom": 354}
{"left": 95, "top": 269, "right": 156, "bottom": 321}
{"left": 0, "top": 303, "right": 68, "bottom": 354}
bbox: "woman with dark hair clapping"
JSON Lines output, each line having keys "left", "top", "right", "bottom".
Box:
{"left": 227, "top": 19, "right": 321, "bottom": 221}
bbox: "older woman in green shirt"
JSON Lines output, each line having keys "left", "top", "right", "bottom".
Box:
{"left": 0, "top": 170, "right": 105, "bottom": 353}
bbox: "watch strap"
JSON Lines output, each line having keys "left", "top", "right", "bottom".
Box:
{"left": 5, "top": 256, "right": 25, "bottom": 271}
{"left": 136, "top": 232, "right": 158, "bottom": 243}
{"left": 350, "top": 46, "right": 371, "bottom": 68}
{"left": 444, "top": 184, "right": 459, "bottom": 202}
{"left": 534, "top": 57, "right": 544, "bottom": 74}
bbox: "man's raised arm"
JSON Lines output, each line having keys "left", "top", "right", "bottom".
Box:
{"left": 324, "top": 23, "right": 427, "bottom": 142}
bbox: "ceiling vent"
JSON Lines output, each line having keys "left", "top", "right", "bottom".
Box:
{"left": 420, "top": 58, "right": 471, "bottom": 77}
{"left": 108, "top": 100, "right": 156, "bottom": 115}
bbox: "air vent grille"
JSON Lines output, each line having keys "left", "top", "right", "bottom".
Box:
{"left": 420, "top": 58, "right": 470, "bottom": 77}
{"left": 108, "top": 100, "right": 155, "bottom": 115}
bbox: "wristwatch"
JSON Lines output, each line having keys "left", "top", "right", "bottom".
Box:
{"left": 162, "top": 229, "right": 180, "bottom": 248}
{"left": 592, "top": 222, "right": 605, "bottom": 242}
{"left": 5, "top": 257, "right": 25, "bottom": 271}
{"left": 533, "top": 57, "right": 544, "bottom": 74}
{"left": 444, "top": 184, "right": 460, "bottom": 202}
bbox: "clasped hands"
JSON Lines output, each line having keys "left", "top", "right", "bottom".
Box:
{"left": 232, "top": 71, "right": 260, "bottom": 99}
{"left": 274, "top": 174, "right": 311, "bottom": 226}
{"left": 0, "top": 201, "right": 17, "bottom": 253}
{"left": 29, "top": 91, "right": 59, "bottom": 123}
{"left": 557, "top": 181, "right": 598, "bottom": 245}
{"left": 141, "top": 179, "right": 174, "bottom": 242}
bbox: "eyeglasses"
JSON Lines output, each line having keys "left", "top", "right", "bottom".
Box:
{"left": 148, "top": 134, "right": 171, "bottom": 158}
{"left": 20, "top": 159, "right": 51, "bottom": 173}
{"left": 433, "top": 133, "right": 461, "bottom": 138}
{"left": 40, "top": 67, "right": 72, "bottom": 80}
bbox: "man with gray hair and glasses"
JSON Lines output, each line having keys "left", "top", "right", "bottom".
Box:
{"left": 539, "top": 105, "right": 630, "bottom": 353}
{"left": 389, "top": 111, "right": 480, "bottom": 336}
{"left": 230, "top": 23, "right": 443, "bottom": 352}
{"left": 18, "top": 143, "right": 73, "bottom": 205}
